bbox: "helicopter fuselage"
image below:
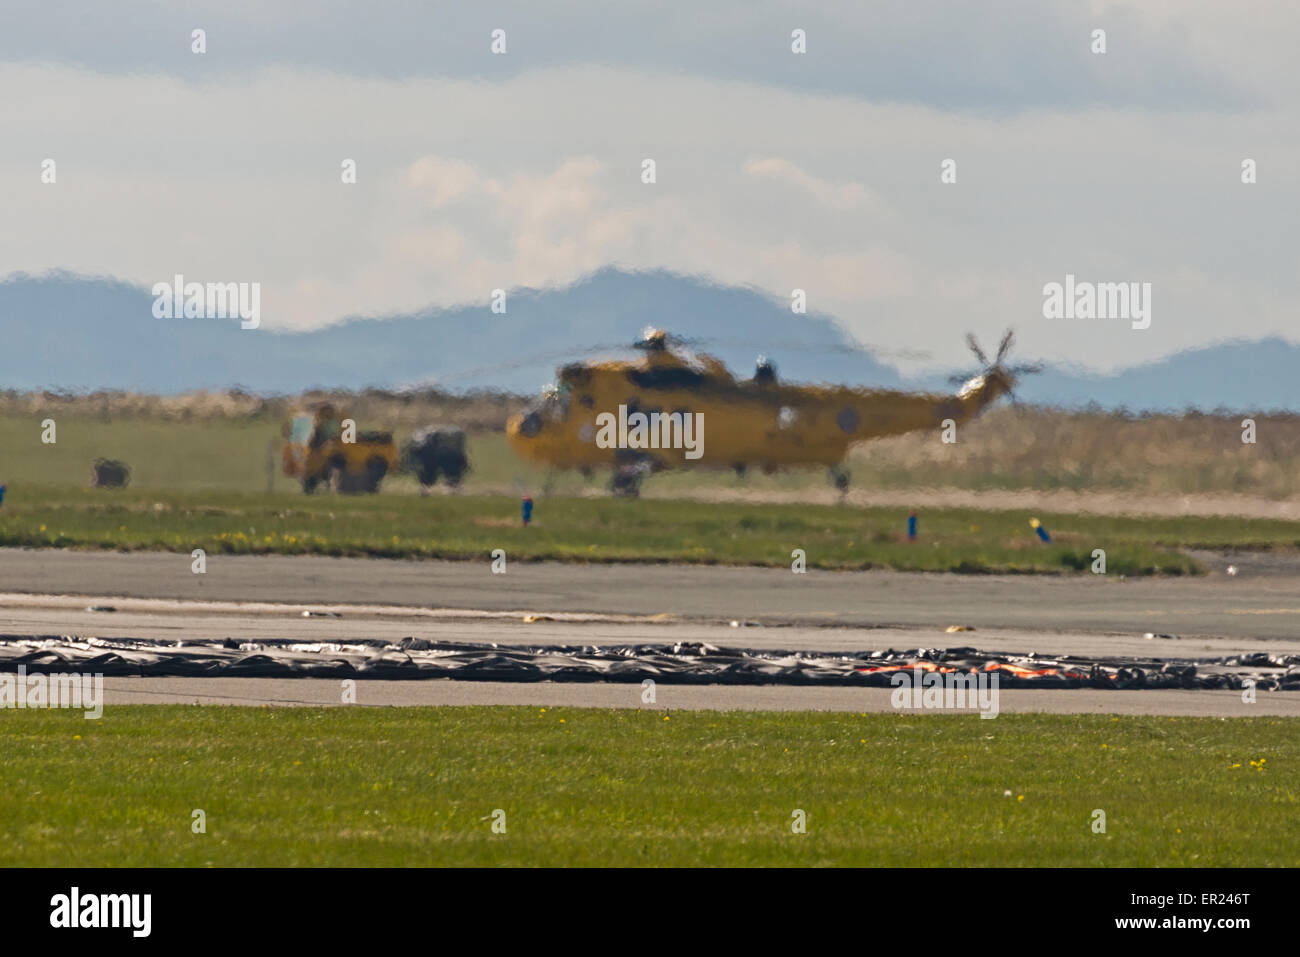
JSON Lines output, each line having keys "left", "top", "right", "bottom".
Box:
{"left": 506, "top": 347, "right": 1013, "bottom": 473}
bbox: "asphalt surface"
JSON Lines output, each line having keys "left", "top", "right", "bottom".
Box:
{"left": 0, "top": 546, "right": 1297, "bottom": 639}
{"left": 4, "top": 547, "right": 1299, "bottom": 715}
{"left": 95, "top": 677, "right": 1300, "bottom": 716}
{"left": 6, "top": 595, "right": 1300, "bottom": 660}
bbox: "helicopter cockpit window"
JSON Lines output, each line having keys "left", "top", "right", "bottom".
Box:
{"left": 527, "top": 388, "right": 570, "bottom": 422}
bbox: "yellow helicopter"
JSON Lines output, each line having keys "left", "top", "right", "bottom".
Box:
{"left": 506, "top": 328, "right": 1040, "bottom": 496}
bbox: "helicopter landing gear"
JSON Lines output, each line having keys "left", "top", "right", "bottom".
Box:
{"left": 610, "top": 457, "right": 652, "bottom": 498}
{"left": 610, "top": 468, "right": 642, "bottom": 498}
{"left": 828, "top": 466, "right": 850, "bottom": 497}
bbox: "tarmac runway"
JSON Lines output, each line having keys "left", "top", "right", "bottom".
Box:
{"left": 3, "top": 547, "right": 1298, "bottom": 715}
{"left": 1, "top": 546, "right": 1298, "bottom": 638}
{"left": 5, "top": 593, "right": 1300, "bottom": 661}
{"left": 93, "top": 676, "right": 1299, "bottom": 716}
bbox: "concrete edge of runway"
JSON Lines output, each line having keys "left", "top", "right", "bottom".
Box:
{"left": 6, "top": 589, "right": 1299, "bottom": 717}
{"left": 93, "top": 677, "right": 1300, "bottom": 716}
{"left": 0, "top": 591, "right": 675, "bottom": 625}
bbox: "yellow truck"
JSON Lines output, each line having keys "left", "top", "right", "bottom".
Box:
{"left": 282, "top": 404, "right": 399, "bottom": 493}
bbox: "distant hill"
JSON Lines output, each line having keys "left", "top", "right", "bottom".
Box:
{"left": 1, "top": 268, "right": 1296, "bottom": 411}
{"left": 0, "top": 268, "right": 900, "bottom": 395}
{"left": 904, "top": 335, "right": 1300, "bottom": 412}
{"left": 1005, "top": 337, "right": 1300, "bottom": 412}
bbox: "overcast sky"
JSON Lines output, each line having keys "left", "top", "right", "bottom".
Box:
{"left": 2, "top": 1, "right": 1296, "bottom": 373}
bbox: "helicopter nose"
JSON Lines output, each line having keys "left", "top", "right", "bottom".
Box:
{"left": 507, "top": 411, "right": 543, "bottom": 441}
{"left": 519, "top": 412, "right": 542, "bottom": 438}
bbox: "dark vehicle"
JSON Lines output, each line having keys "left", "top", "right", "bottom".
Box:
{"left": 90, "top": 458, "right": 131, "bottom": 488}
{"left": 402, "top": 427, "right": 470, "bottom": 489}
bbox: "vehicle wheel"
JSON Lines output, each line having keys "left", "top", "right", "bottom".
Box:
{"left": 829, "top": 466, "right": 850, "bottom": 494}
{"left": 610, "top": 470, "right": 641, "bottom": 498}
{"left": 365, "top": 457, "right": 388, "bottom": 493}
{"left": 326, "top": 456, "right": 348, "bottom": 493}
{"left": 302, "top": 476, "right": 319, "bottom": 494}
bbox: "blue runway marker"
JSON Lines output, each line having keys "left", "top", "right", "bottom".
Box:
{"left": 907, "top": 511, "right": 917, "bottom": 542}
{"left": 1029, "top": 517, "right": 1051, "bottom": 543}
{"left": 522, "top": 496, "right": 533, "bottom": 526}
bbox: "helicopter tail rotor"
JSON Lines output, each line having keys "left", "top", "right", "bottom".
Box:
{"left": 995, "top": 328, "right": 1015, "bottom": 364}
{"left": 965, "top": 332, "right": 990, "bottom": 368}
{"left": 952, "top": 328, "right": 1043, "bottom": 402}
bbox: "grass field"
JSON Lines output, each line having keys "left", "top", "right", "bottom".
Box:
{"left": 6, "top": 405, "right": 1300, "bottom": 499}
{"left": 7, "top": 411, "right": 1300, "bottom": 573}
{"left": 1, "top": 707, "right": 1295, "bottom": 867}
{"left": 0, "top": 482, "right": 1274, "bottom": 573}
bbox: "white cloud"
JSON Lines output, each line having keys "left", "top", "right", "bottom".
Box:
{"left": 0, "top": 59, "right": 1297, "bottom": 372}
{"left": 742, "top": 157, "right": 874, "bottom": 210}
{"left": 406, "top": 158, "right": 499, "bottom": 208}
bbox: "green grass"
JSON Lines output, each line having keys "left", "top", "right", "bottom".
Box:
{"left": 10, "top": 406, "right": 1300, "bottom": 499}
{"left": 1, "top": 707, "right": 1295, "bottom": 866}
{"left": 0, "top": 483, "right": 1241, "bottom": 573}
{"left": 0, "top": 414, "right": 288, "bottom": 492}
{"left": 9, "top": 414, "right": 1300, "bottom": 573}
